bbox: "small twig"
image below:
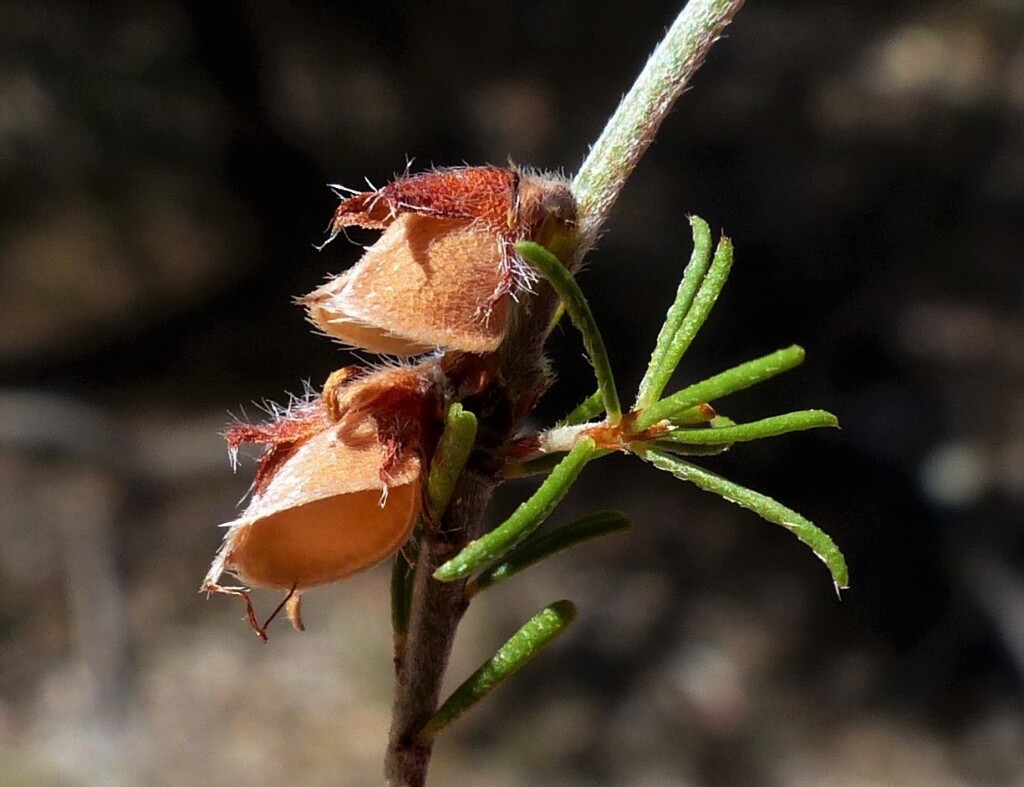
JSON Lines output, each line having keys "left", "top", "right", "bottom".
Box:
{"left": 385, "top": 3, "right": 747, "bottom": 783}
{"left": 385, "top": 470, "right": 498, "bottom": 786}
{"left": 572, "top": 0, "right": 748, "bottom": 249}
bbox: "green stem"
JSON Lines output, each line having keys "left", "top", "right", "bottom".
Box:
{"left": 636, "top": 345, "right": 806, "bottom": 430}
{"left": 517, "top": 241, "right": 622, "bottom": 425}
{"left": 418, "top": 601, "right": 578, "bottom": 742}
{"left": 571, "top": 0, "right": 748, "bottom": 249}
{"left": 435, "top": 439, "right": 596, "bottom": 581}
{"left": 641, "top": 448, "right": 849, "bottom": 591}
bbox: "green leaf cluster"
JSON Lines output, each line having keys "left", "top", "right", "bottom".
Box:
{"left": 397, "top": 218, "right": 846, "bottom": 740}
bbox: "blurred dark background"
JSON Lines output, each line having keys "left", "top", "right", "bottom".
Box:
{"left": 1, "top": 1, "right": 1022, "bottom": 784}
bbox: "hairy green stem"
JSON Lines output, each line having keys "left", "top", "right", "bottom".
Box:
{"left": 572, "top": 0, "right": 748, "bottom": 248}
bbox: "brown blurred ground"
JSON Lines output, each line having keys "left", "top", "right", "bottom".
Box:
{"left": 1, "top": 1, "right": 1023, "bottom": 785}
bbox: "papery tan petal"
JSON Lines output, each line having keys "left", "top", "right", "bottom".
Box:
{"left": 205, "top": 422, "right": 420, "bottom": 593}
{"left": 304, "top": 214, "right": 510, "bottom": 355}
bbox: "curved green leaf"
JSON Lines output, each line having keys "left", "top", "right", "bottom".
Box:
{"left": 642, "top": 448, "right": 848, "bottom": 591}
{"left": 418, "top": 600, "right": 578, "bottom": 742}
{"left": 435, "top": 439, "right": 597, "bottom": 581}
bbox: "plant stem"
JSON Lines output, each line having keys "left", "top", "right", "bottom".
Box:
{"left": 385, "top": 469, "right": 497, "bottom": 786}
{"left": 572, "top": 0, "right": 748, "bottom": 249}
{"left": 385, "top": 3, "right": 746, "bottom": 783}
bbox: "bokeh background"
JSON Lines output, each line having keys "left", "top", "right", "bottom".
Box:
{"left": 2, "top": 1, "right": 1023, "bottom": 784}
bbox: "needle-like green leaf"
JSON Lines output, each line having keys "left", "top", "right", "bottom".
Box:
{"left": 636, "top": 345, "right": 806, "bottom": 430}
{"left": 517, "top": 241, "right": 622, "bottom": 425}
{"left": 562, "top": 390, "right": 604, "bottom": 427}
{"left": 641, "top": 448, "right": 848, "bottom": 591}
{"left": 418, "top": 600, "right": 578, "bottom": 742}
{"left": 427, "top": 403, "right": 478, "bottom": 520}
{"left": 390, "top": 547, "right": 415, "bottom": 647}
{"left": 635, "top": 216, "right": 717, "bottom": 408}
{"left": 666, "top": 403, "right": 718, "bottom": 425}
{"left": 435, "top": 439, "right": 597, "bottom": 581}
{"left": 657, "top": 409, "right": 838, "bottom": 445}
{"left": 469, "top": 510, "right": 631, "bottom": 596}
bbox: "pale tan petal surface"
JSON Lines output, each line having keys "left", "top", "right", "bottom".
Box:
{"left": 206, "top": 423, "right": 420, "bottom": 592}
{"left": 305, "top": 215, "right": 510, "bottom": 355}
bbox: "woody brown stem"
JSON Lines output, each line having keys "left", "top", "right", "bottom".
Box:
{"left": 385, "top": 469, "right": 497, "bottom": 786}
{"left": 385, "top": 281, "right": 558, "bottom": 786}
